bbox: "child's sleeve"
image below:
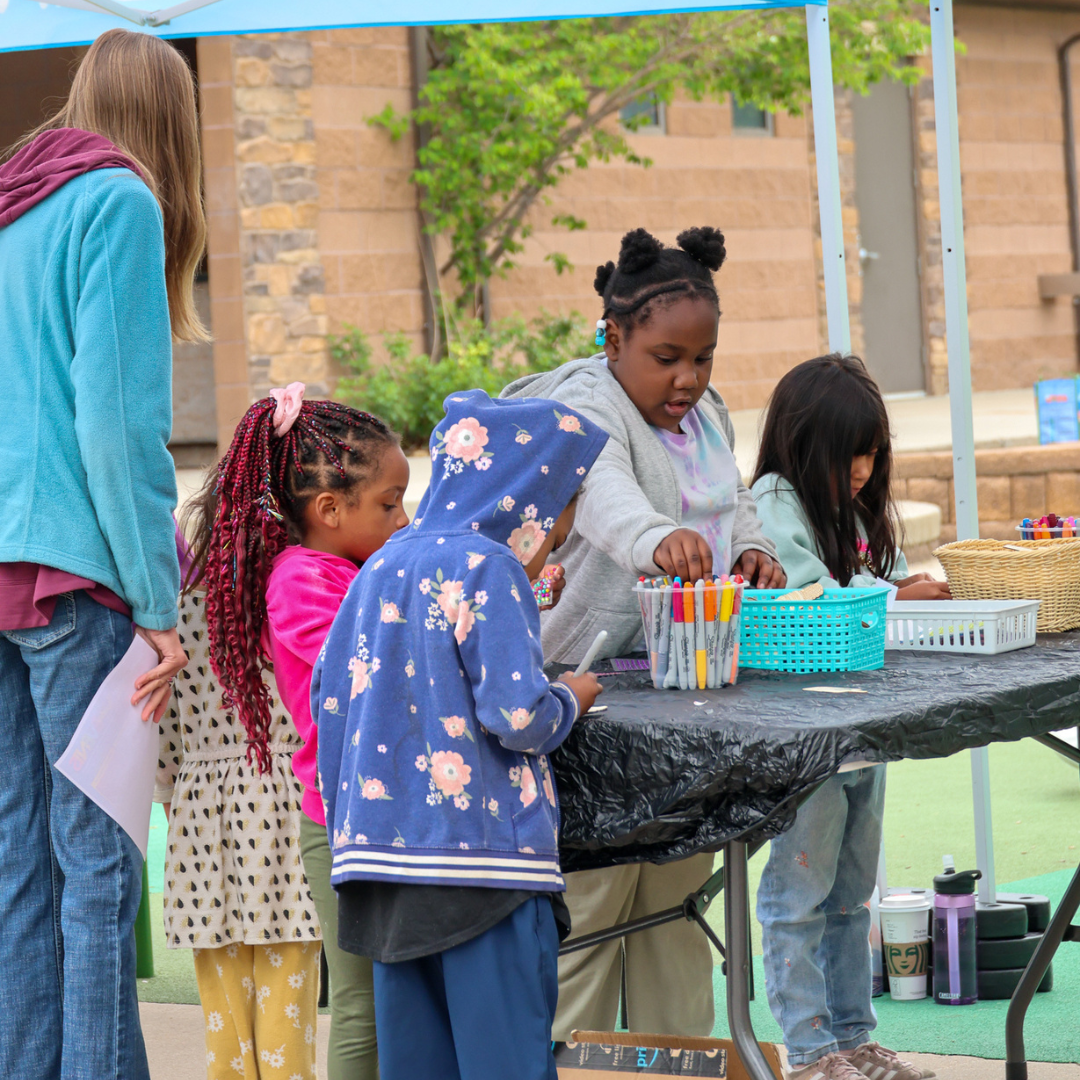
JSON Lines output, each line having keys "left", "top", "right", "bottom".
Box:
{"left": 752, "top": 481, "right": 840, "bottom": 590}
{"left": 574, "top": 437, "right": 680, "bottom": 575}
{"left": 456, "top": 555, "right": 580, "bottom": 756}
{"left": 267, "top": 560, "right": 353, "bottom": 668}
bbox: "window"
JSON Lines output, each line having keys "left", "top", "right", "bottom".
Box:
{"left": 620, "top": 96, "right": 666, "bottom": 135}
{"left": 732, "top": 99, "right": 773, "bottom": 136}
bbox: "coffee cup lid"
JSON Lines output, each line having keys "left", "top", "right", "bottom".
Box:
{"left": 879, "top": 893, "right": 932, "bottom": 911}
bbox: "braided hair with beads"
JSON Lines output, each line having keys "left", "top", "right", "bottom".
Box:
{"left": 183, "top": 396, "right": 397, "bottom": 773}
{"left": 594, "top": 226, "right": 726, "bottom": 336}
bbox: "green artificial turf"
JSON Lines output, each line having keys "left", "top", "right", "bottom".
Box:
{"left": 138, "top": 739, "right": 1080, "bottom": 1060}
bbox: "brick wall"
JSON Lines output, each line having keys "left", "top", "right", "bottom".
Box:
{"left": 311, "top": 28, "right": 427, "bottom": 363}
{"left": 946, "top": 5, "right": 1080, "bottom": 391}
{"left": 484, "top": 94, "right": 822, "bottom": 411}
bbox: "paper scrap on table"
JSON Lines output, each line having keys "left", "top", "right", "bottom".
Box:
{"left": 803, "top": 687, "right": 867, "bottom": 695}
{"left": 56, "top": 634, "right": 160, "bottom": 858}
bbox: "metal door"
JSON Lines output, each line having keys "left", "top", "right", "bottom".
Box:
{"left": 851, "top": 79, "right": 925, "bottom": 393}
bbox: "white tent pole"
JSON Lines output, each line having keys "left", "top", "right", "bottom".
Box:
{"left": 930, "top": 0, "right": 995, "bottom": 904}
{"left": 806, "top": 3, "right": 851, "bottom": 355}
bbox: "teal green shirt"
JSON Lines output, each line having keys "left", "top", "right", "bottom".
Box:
{"left": 751, "top": 473, "right": 908, "bottom": 591}
{"left": 0, "top": 169, "right": 179, "bottom": 629}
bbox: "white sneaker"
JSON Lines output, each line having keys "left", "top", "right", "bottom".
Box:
{"left": 787, "top": 1053, "right": 865, "bottom": 1080}
{"left": 845, "top": 1042, "right": 938, "bottom": 1080}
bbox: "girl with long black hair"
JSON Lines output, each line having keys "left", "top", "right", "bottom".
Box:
{"left": 751, "top": 353, "right": 948, "bottom": 1080}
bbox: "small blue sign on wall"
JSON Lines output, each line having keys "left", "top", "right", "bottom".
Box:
{"left": 1035, "top": 377, "right": 1080, "bottom": 445}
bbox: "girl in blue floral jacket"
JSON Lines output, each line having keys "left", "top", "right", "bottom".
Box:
{"left": 314, "top": 390, "right": 607, "bottom": 1080}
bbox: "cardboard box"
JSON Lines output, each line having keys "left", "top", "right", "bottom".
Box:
{"left": 555, "top": 1031, "right": 784, "bottom": 1079}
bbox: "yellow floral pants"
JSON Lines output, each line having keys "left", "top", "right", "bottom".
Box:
{"left": 193, "top": 941, "right": 321, "bottom": 1079}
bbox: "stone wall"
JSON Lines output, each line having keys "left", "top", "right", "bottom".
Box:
{"left": 894, "top": 442, "right": 1080, "bottom": 541}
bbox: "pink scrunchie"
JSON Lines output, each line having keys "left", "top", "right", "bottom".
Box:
{"left": 269, "top": 382, "right": 305, "bottom": 437}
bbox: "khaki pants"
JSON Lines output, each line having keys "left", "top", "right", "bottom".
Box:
{"left": 554, "top": 853, "right": 716, "bottom": 1040}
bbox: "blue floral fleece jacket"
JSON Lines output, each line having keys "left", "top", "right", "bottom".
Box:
{"left": 314, "top": 390, "right": 609, "bottom": 893}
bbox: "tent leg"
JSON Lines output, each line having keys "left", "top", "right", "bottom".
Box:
{"left": 805, "top": 4, "right": 851, "bottom": 355}
{"left": 930, "top": 0, "right": 994, "bottom": 901}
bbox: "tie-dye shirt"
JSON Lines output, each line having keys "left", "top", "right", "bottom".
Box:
{"left": 652, "top": 406, "right": 741, "bottom": 574}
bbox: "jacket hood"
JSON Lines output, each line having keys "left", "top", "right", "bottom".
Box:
{"left": 0, "top": 128, "right": 143, "bottom": 230}
{"left": 410, "top": 389, "right": 608, "bottom": 563}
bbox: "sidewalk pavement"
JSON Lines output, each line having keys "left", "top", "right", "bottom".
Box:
{"left": 140, "top": 1002, "right": 1080, "bottom": 1080}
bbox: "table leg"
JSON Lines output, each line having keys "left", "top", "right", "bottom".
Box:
{"left": 724, "top": 840, "right": 779, "bottom": 1080}
{"left": 1004, "top": 862, "right": 1080, "bottom": 1080}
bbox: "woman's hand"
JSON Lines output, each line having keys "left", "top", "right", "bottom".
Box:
{"left": 895, "top": 580, "right": 952, "bottom": 601}
{"left": 653, "top": 529, "right": 713, "bottom": 581}
{"left": 733, "top": 549, "right": 786, "bottom": 589}
{"left": 132, "top": 627, "right": 187, "bottom": 723}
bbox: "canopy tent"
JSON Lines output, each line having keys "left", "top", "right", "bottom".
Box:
{"left": 0, "top": 0, "right": 994, "bottom": 899}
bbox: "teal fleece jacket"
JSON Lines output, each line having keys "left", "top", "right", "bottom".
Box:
{"left": 751, "top": 473, "right": 908, "bottom": 591}
{"left": 0, "top": 169, "right": 179, "bottom": 629}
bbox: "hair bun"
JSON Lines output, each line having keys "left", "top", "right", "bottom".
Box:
{"left": 593, "top": 261, "right": 616, "bottom": 297}
{"left": 617, "top": 228, "right": 663, "bottom": 275}
{"left": 677, "top": 226, "right": 726, "bottom": 272}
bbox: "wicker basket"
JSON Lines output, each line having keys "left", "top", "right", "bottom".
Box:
{"left": 933, "top": 538, "right": 1080, "bottom": 633}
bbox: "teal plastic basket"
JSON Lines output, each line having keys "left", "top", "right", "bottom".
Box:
{"left": 738, "top": 588, "right": 889, "bottom": 673}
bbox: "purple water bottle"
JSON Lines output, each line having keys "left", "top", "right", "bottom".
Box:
{"left": 933, "top": 860, "right": 981, "bottom": 1006}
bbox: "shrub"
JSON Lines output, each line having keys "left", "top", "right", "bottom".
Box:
{"left": 332, "top": 313, "right": 593, "bottom": 450}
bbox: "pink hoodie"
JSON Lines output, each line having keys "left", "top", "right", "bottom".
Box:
{"left": 265, "top": 545, "right": 360, "bottom": 825}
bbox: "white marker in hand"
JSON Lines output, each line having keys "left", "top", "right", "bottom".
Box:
{"left": 573, "top": 630, "right": 608, "bottom": 677}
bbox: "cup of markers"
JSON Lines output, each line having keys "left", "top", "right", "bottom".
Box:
{"left": 1017, "top": 515, "right": 1080, "bottom": 539}
{"left": 634, "top": 575, "right": 746, "bottom": 691}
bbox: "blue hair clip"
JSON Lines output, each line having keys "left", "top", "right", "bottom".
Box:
{"left": 595, "top": 319, "right": 606, "bottom": 347}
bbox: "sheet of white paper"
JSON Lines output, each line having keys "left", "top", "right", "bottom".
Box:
{"left": 56, "top": 634, "right": 160, "bottom": 859}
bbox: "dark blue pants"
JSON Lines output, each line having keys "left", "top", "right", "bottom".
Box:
{"left": 373, "top": 896, "right": 559, "bottom": 1080}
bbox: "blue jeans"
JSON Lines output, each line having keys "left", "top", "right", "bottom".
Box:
{"left": 756, "top": 766, "right": 886, "bottom": 1067}
{"left": 0, "top": 592, "right": 148, "bottom": 1080}
{"left": 373, "top": 896, "right": 559, "bottom": 1080}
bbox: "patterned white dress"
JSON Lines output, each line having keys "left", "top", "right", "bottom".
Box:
{"left": 155, "top": 591, "right": 321, "bottom": 949}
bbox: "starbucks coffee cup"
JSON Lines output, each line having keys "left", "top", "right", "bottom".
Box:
{"left": 880, "top": 893, "right": 932, "bottom": 1000}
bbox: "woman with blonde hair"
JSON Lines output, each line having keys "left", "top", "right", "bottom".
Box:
{"left": 0, "top": 29, "right": 205, "bottom": 1079}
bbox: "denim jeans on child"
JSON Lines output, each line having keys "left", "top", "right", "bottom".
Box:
{"left": 756, "top": 765, "right": 886, "bottom": 1068}
{"left": 0, "top": 591, "right": 148, "bottom": 1080}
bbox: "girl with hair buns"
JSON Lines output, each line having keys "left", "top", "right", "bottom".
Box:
{"left": 503, "top": 226, "right": 784, "bottom": 1039}
{"left": 0, "top": 29, "right": 203, "bottom": 1079}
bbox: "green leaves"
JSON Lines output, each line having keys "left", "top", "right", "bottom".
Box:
{"left": 333, "top": 313, "right": 593, "bottom": 449}
{"left": 385, "top": 3, "right": 929, "bottom": 303}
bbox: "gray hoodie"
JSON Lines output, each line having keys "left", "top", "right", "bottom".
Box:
{"left": 501, "top": 355, "right": 777, "bottom": 663}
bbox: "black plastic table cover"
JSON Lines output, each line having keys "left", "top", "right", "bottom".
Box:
{"left": 551, "top": 633, "right": 1080, "bottom": 873}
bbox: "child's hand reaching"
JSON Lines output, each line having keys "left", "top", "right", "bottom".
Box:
{"left": 732, "top": 549, "right": 786, "bottom": 589}
{"left": 653, "top": 528, "right": 713, "bottom": 580}
{"left": 558, "top": 671, "right": 604, "bottom": 716}
{"left": 895, "top": 578, "right": 952, "bottom": 601}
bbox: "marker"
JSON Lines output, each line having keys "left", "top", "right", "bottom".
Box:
{"left": 704, "top": 578, "right": 719, "bottom": 687}
{"left": 636, "top": 577, "right": 657, "bottom": 680}
{"left": 573, "top": 630, "right": 609, "bottom": 678}
{"left": 671, "top": 579, "right": 687, "bottom": 690}
{"left": 657, "top": 582, "right": 673, "bottom": 688}
{"left": 693, "top": 578, "right": 707, "bottom": 690}
{"left": 664, "top": 583, "right": 680, "bottom": 688}
{"left": 681, "top": 579, "right": 695, "bottom": 691}
{"left": 1021, "top": 518, "right": 1032, "bottom": 540}
{"left": 727, "top": 582, "right": 744, "bottom": 685}
{"left": 719, "top": 581, "right": 735, "bottom": 685}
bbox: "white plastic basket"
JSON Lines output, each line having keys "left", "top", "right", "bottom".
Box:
{"left": 885, "top": 600, "right": 1040, "bottom": 655}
